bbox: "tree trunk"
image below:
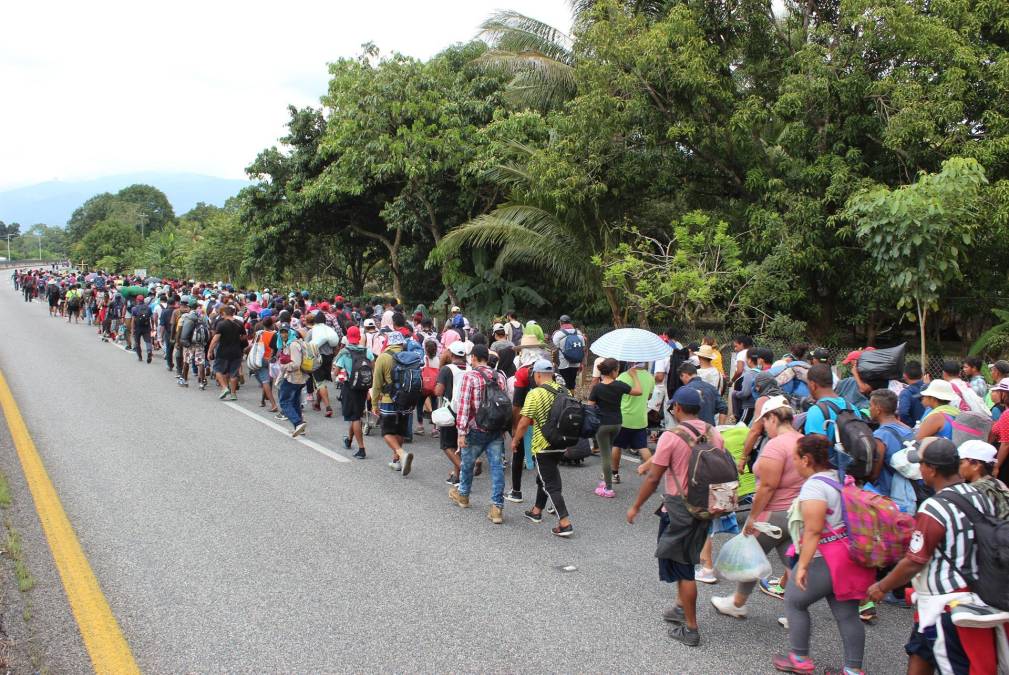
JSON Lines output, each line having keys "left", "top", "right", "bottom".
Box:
{"left": 420, "top": 193, "right": 459, "bottom": 307}
{"left": 603, "top": 286, "right": 623, "bottom": 327}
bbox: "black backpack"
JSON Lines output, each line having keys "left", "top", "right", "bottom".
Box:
{"left": 134, "top": 304, "right": 152, "bottom": 330}
{"left": 936, "top": 490, "right": 1009, "bottom": 610}
{"left": 666, "top": 346, "right": 691, "bottom": 397}
{"left": 541, "top": 383, "right": 584, "bottom": 449}
{"left": 474, "top": 370, "right": 512, "bottom": 433}
{"left": 349, "top": 350, "right": 373, "bottom": 391}
{"left": 670, "top": 423, "right": 740, "bottom": 520}
{"left": 817, "top": 401, "right": 876, "bottom": 479}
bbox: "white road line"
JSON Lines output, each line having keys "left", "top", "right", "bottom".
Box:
{"left": 224, "top": 402, "right": 350, "bottom": 463}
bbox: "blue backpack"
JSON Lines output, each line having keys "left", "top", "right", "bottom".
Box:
{"left": 559, "top": 328, "right": 585, "bottom": 364}
{"left": 389, "top": 350, "right": 423, "bottom": 410}
{"left": 451, "top": 314, "right": 465, "bottom": 331}
{"left": 752, "top": 361, "right": 810, "bottom": 405}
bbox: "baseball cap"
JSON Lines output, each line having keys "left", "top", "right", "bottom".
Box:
{"left": 908, "top": 437, "right": 958, "bottom": 467}
{"left": 319, "top": 301, "right": 330, "bottom": 311}
{"left": 346, "top": 326, "right": 361, "bottom": 343}
{"left": 670, "top": 386, "right": 701, "bottom": 408}
{"left": 492, "top": 323, "right": 506, "bottom": 333}
{"left": 758, "top": 395, "right": 792, "bottom": 420}
{"left": 334, "top": 295, "right": 344, "bottom": 303}
{"left": 278, "top": 322, "right": 292, "bottom": 332}
{"left": 188, "top": 297, "right": 198, "bottom": 308}
{"left": 449, "top": 341, "right": 468, "bottom": 357}
{"left": 958, "top": 439, "right": 997, "bottom": 464}
{"left": 363, "top": 318, "right": 377, "bottom": 328}
{"left": 451, "top": 305, "right": 461, "bottom": 313}
{"left": 992, "top": 377, "right": 1009, "bottom": 394}
{"left": 559, "top": 314, "right": 571, "bottom": 323}
{"left": 532, "top": 359, "right": 554, "bottom": 373}
{"left": 811, "top": 347, "right": 830, "bottom": 361}
{"left": 993, "top": 360, "right": 1009, "bottom": 375}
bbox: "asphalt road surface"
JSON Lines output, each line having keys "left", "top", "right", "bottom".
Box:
{"left": 0, "top": 285, "right": 912, "bottom": 673}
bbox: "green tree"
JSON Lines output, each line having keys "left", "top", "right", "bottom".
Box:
{"left": 115, "top": 184, "right": 175, "bottom": 235}
{"left": 846, "top": 157, "right": 988, "bottom": 363}
{"left": 73, "top": 219, "right": 142, "bottom": 271}
{"left": 189, "top": 210, "right": 247, "bottom": 283}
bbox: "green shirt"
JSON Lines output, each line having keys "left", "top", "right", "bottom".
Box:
{"left": 618, "top": 369, "right": 654, "bottom": 429}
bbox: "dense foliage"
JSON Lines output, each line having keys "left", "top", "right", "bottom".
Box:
{"left": 49, "top": 0, "right": 1009, "bottom": 353}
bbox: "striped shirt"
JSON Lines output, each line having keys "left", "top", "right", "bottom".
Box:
{"left": 520, "top": 381, "right": 568, "bottom": 454}
{"left": 909, "top": 482, "right": 994, "bottom": 594}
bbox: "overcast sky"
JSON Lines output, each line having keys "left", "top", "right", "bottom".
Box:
{"left": 0, "top": 0, "right": 572, "bottom": 190}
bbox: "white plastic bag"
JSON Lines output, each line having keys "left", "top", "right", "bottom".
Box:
{"left": 714, "top": 533, "right": 772, "bottom": 582}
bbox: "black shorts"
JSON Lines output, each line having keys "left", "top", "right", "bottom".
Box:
{"left": 213, "top": 357, "right": 242, "bottom": 378}
{"left": 380, "top": 408, "right": 409, "bottom": 437}
{"left": 341, "top": 387, "right": 367, "bottom": 422}
{"left": 313, "top": 353, "right": 335, "bottom": 384}
{"left": 614, "top": 427, "right": 648, "bottom": 450}
{"left": 439, "top": 425, "right": 459, "bottom": 450}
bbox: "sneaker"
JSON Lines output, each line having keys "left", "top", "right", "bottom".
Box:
{"left": 388, "top": 460, "right": 402, "bottom": 471}
{"left": 711, "top": 595, "right": 748, "bottom": 618}
{"left": 667, "top": 623, "right": 700, "bottom": 647}
{"left": 292, "top": 422, "right": 307, "bottom": 437}
{"left": 523, "top": 510, "right": 542, "bottom": 524}
{"left": 778, "top": 616, "right": 789, "bottom": 629}
{"left": 218, "top": 389, "right": 229, "bottom": 400}
{"left": 488, "top": 505, "right": 503, "bottom": 524}
{"left": 401, "top": 451, "right": 414, "bottom": 477}
{"left": 504, "top": 490, "right": 523, "bottom": 503}
{"left": 771, "top": 653, "right": 815, "bottom": 673}
{"left": 448, "top": 487, "right": 470, "bottom": 509}
{"left": 594, "top": 481, "right": 616, "bottom": 498}
{"left": 612, "top": 472, "right": 621, "bottom": 484}
{"left": 177, "top": 378, "right": 188, "bottom": 387}
{"left": 552, "top": 523, "right": 574, "bottom": 538}
{"left": 759, "top": 577, "right": 786, "bottom": 600}
{"left": 694, "top": 567, "right": 718, "bottom": 584}
{"left": 546, "top": 505, "right": 556, "bottom": 515}
{"left": 199, "top": 382, "right": 207, "bottom": 390}
{"left": 229, "top": 393, "right": 238, "bottom": 401}
{"left": 662, "top": 605, "right": 685, "bottom": 624}
{"left": 147, "top": 353, "right": 152, "bottom": 363}
{"left": 274, "top": 413, "right": 287, "bottom": 421}
{"left": 343, "top": 436, "right": 352, "bottom": 450}
{"left": 352, "top": 448, "right": 366, "bottom": 460}
{"left": 858, "top": 601, "right": 877, "bottom": 623}
{"left": 445, "top": 473, "right": 459, "bottom": 486}
{"left": 950, "top": 600, "right": 1009, "bottom": 628}
{"left": 823, "top": 669, "right": 865, "bottom": 675}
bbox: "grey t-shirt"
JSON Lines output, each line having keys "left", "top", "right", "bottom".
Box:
{"left": 797, "top": 470, "right": 844, "bottom": 556}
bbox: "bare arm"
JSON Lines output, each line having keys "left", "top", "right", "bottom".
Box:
{"left": 628, "top": 368, "right": 643, "bottom": 396}
{"left": 915, "top": 413, "right": 945, "bottom": 441}
{"left": 794, "top": 499, "right": 827, "bottom": 591}
{"left": 512, "top": 415, "right": 533, "bottom": 451}
{"left": 744, "top": 456, "right": 783, "bottom": 534}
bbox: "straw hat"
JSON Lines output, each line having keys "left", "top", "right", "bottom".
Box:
{"left": 517, "top": 334, "right": 545, "bottom": 350}
{"left": 696, "top": 344, "right": 719, "bottom": 361}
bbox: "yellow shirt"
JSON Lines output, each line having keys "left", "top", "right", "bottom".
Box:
{"left": 521, "top": 381, "right": 569, "bottom": 454}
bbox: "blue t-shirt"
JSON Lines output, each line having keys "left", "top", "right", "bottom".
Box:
{"left": 871, "top": 422, "right": 913, "bottom": 498}
{"left": 804, "top": 396, "right": 857, "bottom": 437}
{"left": 897, "top": 380, "right": 926, "bottom": 427}
{"left": 992, "top": 405, "right": 1004, "bottom": 423}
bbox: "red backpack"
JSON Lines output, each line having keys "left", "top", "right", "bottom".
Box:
{"left": 420, "top": 360, "right": 438, "bottom": 397}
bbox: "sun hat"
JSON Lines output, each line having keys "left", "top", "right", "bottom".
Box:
{"left": 517, "top": 334, "right": 545, "bottom": 350}
{"left": 758, "top": 395, "right": 792, "bottom": 420}
{"left": 920, "top": 379, "right": 957, "bottom": 402}
{"left": 696, "top": 344, "right": 719, "bottom": 361}
{"left": 532, "top": 359, "right": 554, "bottom": 373}
{"left": 958, "top": 439, "right": 997, "bottom": 464}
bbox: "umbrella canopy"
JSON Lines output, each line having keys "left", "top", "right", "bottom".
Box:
{"left": 590, "top": 328, "right": 672, "bottom": 363}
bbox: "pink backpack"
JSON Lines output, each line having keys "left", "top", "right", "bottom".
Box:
{"left": 814, "top": 476, "right": 915, "bottom": 568}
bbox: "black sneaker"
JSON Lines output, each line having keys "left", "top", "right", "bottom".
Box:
{"left": 612, "top": 472, "right": 621, "bottom": 484}
{"left": 445, "top": 473, "right": 459, "bottom": 486}
{"left": 352, "top": 448, "right": 366, "bottom": 460}
{"left": 523, "top": 510, "right": 543, "bottom": 524}
{"left": 668, "top": 623, "right": 700, "bottom": 647}
{"left": 552, "top": 524, "right": 574, "bottom": 538}
{"left": 342, "top": 436, "right": 352, "bottom": 450}
{"left": 504, "top": 490, "right": 523, "bottom": 503}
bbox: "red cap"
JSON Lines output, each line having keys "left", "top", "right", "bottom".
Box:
{"left": 319, "top": 301, "right": 330, "bottom": 311}
{"left": 334, "top": 295, "right": 344, "bottom": 303}
{"left": 347, "top": 326, "right": 361, "bottom": 343}
{"left": 842, "top": 346, "right": 876, "bottom": 365}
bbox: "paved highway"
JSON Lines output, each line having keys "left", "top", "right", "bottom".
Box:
{"left": 0, "top": 285, "right": 911, "bottom": 673}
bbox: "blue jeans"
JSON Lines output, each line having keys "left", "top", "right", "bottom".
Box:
{"left": 278, "top": 380, "right": 305, "bottom": 428}
{"left": 459, "top": 429, "right": 506, "bottom": 507}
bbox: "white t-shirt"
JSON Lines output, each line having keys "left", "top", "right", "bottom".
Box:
{"left": 731, "top": 349, "right": 748, "bottom": 380}
{"left": 698, "top": 366, "right": 722, "bottom": 391}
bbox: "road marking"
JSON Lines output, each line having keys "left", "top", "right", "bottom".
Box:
{"left": 223, "top": 402, "right": 350, "bottom": 463}
{"left": 0, "top": 369, "right": 139, "bottom": 675}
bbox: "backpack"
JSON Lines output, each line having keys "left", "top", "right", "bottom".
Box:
{"left": 540, "top": 383, "right": 585, "bottom": 449}
{"left": 388, "top": 350, "right": 423, "bottom": 409}
{"left": 935, "top": 490, "right": 1009, "bottom": 610}
{"left": 758, "top": 361, "right": 810, "bottom": 407}
{"left": 192, "top": 318, "right": 210, "bottom": 347}
{"left": 814, "top": 476, "right": 915, "bottom": 568}
{"left": 348, "top": 350, "right": 373, "bottom": 391}
{"left": 817, "top": 401, "right": 876, "bottom": 479}
{"left": 451, "top": 314, "right": 465, "bottom": 331}
{"left": 247, "top": 330, "right": 266, "bottom": 370}
{"left": 301, "top": 340, "right": 320, "bottom": 373}
{"left": 420, "top": 364, "right": 439, "bottom": 397}
{"left": 134, "top": 304, "right": 152, "bottom": 330}
{"left": 562, "top": 437, "right": 592, "bottom": 465}
{"left": 669, "top": 423, "right": 739, "bottom": 520}
{"left": 474, "top": 370, "right": 512, "bottom": 433}
{"left": 559, "top": 328, "right": 585, "bottom": 364}
{"left": 509, "top": 322, "right": 523, "bottom": 345}
{"left": 580, "top": 403, "right": 601, "bottom": 439}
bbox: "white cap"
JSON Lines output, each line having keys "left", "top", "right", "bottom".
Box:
{"left": 363, "top": 318, "right": 377, "bottom": 328}
{"left": 451, "top": 306, "right": 461, "bottom": 313}
{"left": 758, "top": 395, "right": 793, "bottom": 420}
{"left": 492, "top": 323, "right": 506, "bottom": 333}
{"left": 958, "top": 439, "right": 997, "bottom": 463}
{"left": 449, "top": 341, "right": 467, "bottom": 357}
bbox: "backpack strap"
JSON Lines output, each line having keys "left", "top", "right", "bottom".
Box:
{"left": 931, "top": 489, "right": 989, "bottom": 585}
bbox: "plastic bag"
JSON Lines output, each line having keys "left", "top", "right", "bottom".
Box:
{"left": 714, "top": 533, "right": 772, "bottom": 582}
{"left": 857, "top": 344, "right": 906, "bottom": 383}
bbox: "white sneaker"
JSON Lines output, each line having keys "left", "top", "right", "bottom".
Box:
{"left": 777, "top": 616, "right": 789, "bottom": 629}
{"left": 711, "top": 595, "right": 747, "bottom": 618}
{"left": 694, "top": 567, "right": 718, "bottom": 584}
{"left": 388, "top": 461, "right": 402, "bottom": 471}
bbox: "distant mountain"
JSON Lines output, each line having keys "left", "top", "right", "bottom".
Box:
{"left": 0, "top": 172, "right": 251, "bottom": 227}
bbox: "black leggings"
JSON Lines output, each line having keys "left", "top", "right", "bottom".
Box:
{"left": 534, "top": 452, "right": 569, "bottom": 520}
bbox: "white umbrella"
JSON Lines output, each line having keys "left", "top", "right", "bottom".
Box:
{"left": 590, "top": 328, "right": 672, "bottom": 362}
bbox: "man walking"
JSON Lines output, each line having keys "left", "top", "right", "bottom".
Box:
{"left": 371, "top": 331, "right": 415, "bottom": 476}
{"left": 130, "top": 294, "right": 154, "bottom": 363}
{"left": 551, "top": 314, "right": 586, "bottom": 390}
{"left": 449, "top": 345, "right": 509, "bottom": 524}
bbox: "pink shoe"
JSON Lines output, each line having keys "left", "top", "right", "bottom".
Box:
{"left": 772, "top": 653, "right": 815, "bottom": 673}
{"left": 594, "top": 481, "right": 616, "bottom": 498}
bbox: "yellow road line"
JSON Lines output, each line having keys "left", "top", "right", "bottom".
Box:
{"left": 0, "top": 369, "right": 139, "bottom": 674}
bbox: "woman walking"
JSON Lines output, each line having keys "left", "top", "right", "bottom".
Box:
{"left": 588, "top": 358, "right": 641, "bottom": 497}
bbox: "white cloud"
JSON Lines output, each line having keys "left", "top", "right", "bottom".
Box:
{"left": 0, "top": 0, "right": 572, "bottom": 189}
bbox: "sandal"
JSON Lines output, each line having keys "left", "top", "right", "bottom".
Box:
{"left": 269, "top": 407, "right": 279, "bottom": 413}
{"left": 325, "top": 407, "right": 333, "bottom": 418}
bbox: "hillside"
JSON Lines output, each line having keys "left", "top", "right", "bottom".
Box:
{"left": 0, "top": 172, "right": 250, "bottom": 226}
